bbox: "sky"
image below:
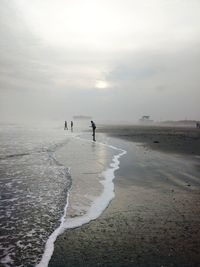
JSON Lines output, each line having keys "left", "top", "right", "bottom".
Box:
{"left": 0, "top": 0, "right": 200, "bottom": 123}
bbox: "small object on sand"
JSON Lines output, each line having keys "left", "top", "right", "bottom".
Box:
{"left": 153, "top": 140, "right": 160, "bottom": 143}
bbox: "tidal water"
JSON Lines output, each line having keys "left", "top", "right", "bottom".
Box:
{"left": 0, "top": 122, "right": 126, "bottom": 267}
{"left": 0, "top": 122, "right": 71, "bottom": 266}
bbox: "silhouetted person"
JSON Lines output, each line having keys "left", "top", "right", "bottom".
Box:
{"left": 90, "top": 120, "right": 96, "bottom": 141}
{"left": 64, "top": 121, "right": 68, "bottom": 130}
{"left": 71, "top": 121, "right": 73, "bottom": 131}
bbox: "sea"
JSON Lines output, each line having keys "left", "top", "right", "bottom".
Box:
{"left": 0, "top": 121, "right": 126, "bottom": 267}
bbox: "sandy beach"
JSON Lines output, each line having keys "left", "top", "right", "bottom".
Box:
{"left": 49, "top": 125, "right": 200, "bottom": 267}
{"left": 98, "top": 125, "right": 200, "bottom": 156}
{"left": 1, "top": 1, "right": 200, "bottom": 266}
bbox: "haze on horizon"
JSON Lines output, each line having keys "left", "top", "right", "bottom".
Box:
{"left": 0, "top": 0, "right": 200, "bottom": 123}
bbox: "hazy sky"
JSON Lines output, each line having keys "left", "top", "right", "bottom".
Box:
{"left": 0, "top": 0, "right": 200, "bottom": 122}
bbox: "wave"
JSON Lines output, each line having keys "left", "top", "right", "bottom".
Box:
{"left": 0, "top": 153, "right": 30, "bottom": 160}
{"left": 36, "top": 190, "right": 70, "bottom": 267}
{"left": 0, "top": 138, "right": 69, "bottom": 160}
{"left": 36, "top": 137, "right": 126, "bottom": 267}
{"left": 0, "top": 135, "right": 72, "bottom": 267}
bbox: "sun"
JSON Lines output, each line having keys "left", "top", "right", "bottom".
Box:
{"left": 95, "top": 80, "right": 108, "bottom": 89}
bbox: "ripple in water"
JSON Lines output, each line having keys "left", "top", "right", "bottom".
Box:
{"left": 0, "top": 124, "right": 71, "bottom": 267}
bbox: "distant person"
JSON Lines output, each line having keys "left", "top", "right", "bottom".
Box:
{"left": 90, "top": 120, "right": 96, "bottom": 141}
{"left": 64, "top": 121, "right": 68, "bottom": 130}
{"left": 197, "top": 122, "right": 200, "bottom": 129}
{"left": 71, "top": 121, "right": 73, "bottom": 131}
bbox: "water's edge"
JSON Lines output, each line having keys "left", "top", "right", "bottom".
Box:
{"left": 36, "top": 137, "right": 127, "bottom": 267}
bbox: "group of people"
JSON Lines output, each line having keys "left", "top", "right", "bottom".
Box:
{"left": 64, "top": 120, "right": 96, "bottom": 141}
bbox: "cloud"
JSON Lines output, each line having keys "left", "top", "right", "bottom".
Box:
{"left": 0, "top": 0, "right": 200, "bottom": 122}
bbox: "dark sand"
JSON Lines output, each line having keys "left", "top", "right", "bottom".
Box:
{"left": 49, "top": 125, "right": 200, "bottom": 267}
{"left": 98, "top": 125, "right": 200, "bottom": 156}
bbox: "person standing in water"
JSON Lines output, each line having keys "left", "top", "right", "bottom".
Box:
{"left": 71, "top": 121, "right": 73, "bottom": 131}
{"left": 90, "top": 120, "right": 96, "bottom": 141}
{"left": 64, "top": 121, "right": 68, "bottom": 130}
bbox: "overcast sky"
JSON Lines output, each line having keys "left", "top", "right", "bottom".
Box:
{"left": 0, "top": 0, "right": 200, "bottom": 122}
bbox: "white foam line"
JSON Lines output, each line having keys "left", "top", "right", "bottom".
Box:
{"left": 36, "top": 137, "right": 126, "bottom": 267}
{"left": 35, "top": 191, "right": 70, "bottom": 267}
{"left": 61, "top": 141, "right": 126, "bottom": 230}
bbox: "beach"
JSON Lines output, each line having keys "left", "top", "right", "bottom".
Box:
{"left": 1, "top": 0, "right": 200, "bottom": 266}
{"left": 98, "top": 124, "right": 200, "bottom": 156}
{"left": 49, "top": 125, "right": 200, "bottom": 267}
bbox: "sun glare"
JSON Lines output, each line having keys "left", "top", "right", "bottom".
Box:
{"left": 95, "top": 80, "right": 108, "bottom": 89}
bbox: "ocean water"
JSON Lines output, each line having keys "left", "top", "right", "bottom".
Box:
{"left": 0, "top": 122, "right": 126, "bottom": 267}
{"left": 0, "top": 122, "right": 73, "bottom": 266}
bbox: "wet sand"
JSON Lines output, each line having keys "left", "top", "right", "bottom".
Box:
{"left": 98, "top": 125, "right": 200, "bottom": 156}
{"left": 49, "top": 126, "right": 200, "bottom": 267}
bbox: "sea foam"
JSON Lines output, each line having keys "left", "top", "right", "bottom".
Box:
{"left": 36, "top": 191, "right": 70, "bottom": 267}
{"left": 36, "top": 138, "right": 126, "bottom": 267}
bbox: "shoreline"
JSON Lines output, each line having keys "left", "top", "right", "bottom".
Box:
{"left": 49, "top": 128, "right": 200, "bottom": 267}
{"left": 39, "top": 135, "right": 126, "bottom": 267}
{"left": 97, "top": 125, "right": 200, "bottom": 157}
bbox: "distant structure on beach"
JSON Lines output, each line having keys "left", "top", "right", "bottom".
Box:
{"left": 139, "top": 115, "right": 154, "bottom": 124}
{"left": 73, "top": 115, "right": 92, "bottom": 120}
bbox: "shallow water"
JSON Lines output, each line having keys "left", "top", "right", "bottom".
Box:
{"left": 0, "top": 122, "right": 126, "bottom": 267}
{"left": 37, "top": 135, "right": 126, "bottom": 267}
{"left": 0, "top": 123, "right": 72, "bottom": 266}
